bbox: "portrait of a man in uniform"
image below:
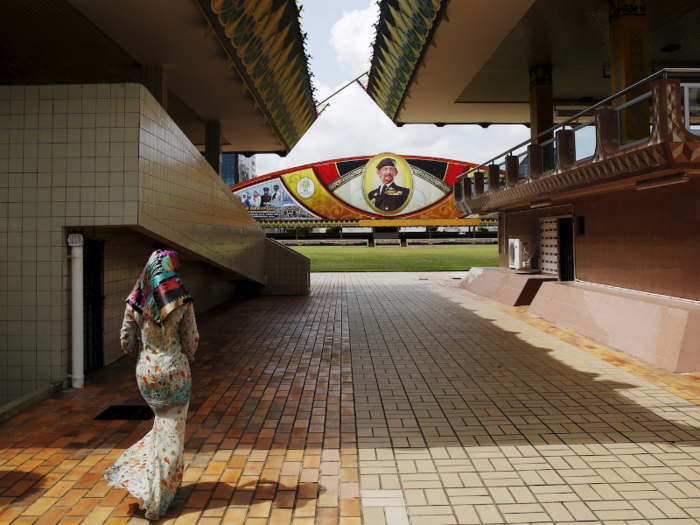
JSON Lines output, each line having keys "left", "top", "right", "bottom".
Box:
{"left": 367, "top": 158, "right": 409, "bottom": 212}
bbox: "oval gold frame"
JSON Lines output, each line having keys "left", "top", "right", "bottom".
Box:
{"left": 362, "top": 153, "right": 414, "bottom": 216}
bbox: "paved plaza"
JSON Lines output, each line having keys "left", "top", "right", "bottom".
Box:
{"left": 2, "top": 273, "right": 700, "bottom": 524}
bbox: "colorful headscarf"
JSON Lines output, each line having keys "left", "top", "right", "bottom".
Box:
{"left": 126, "top": 250, "right": 192, "bottom": 328}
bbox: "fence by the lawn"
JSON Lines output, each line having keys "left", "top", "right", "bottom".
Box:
{"left": 277, "top": 238, "right": 498, "bottom": 247}
{"left": 279, "top": 239, "right": 369, "bottom": 247}
{"left": 407, "top": 238, "right": 498, "bottom": 246}
{"left": 374, "top": 239, "right": 402, "bottom": 247}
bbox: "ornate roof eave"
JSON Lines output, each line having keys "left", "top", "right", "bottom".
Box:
{"left": 197, "top": 0, "right": 318, "bottom": 153}
{"left": 367, "top": 0, "right": 450, "bottom": 122}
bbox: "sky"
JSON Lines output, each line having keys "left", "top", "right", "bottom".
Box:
{"left": 254, "top": 0, "right": 530, "bottom": 176}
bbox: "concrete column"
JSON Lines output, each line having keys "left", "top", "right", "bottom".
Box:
{"left": 527, "top": 144, "right": 543, "bottom": 180}
{"left": 593, "top": 107, "right": 620, "bottom": 161}
{"left": 205, "top": 121, "right": 223, "bottom": 176}
{"left": 473, "top": 172, "right": 485, "bottom": 197}
{"left": 67, "top": 234, "right": 84, "bottom": 389}
{"left": 609, "top": 0, "right": 649, "bottom": 143}
{"left": 529, "top": 64, "right": 553, "bottom": 142}
{"left": 505, "top": 155, "right": 519, "bottom": 188}
{"left": 555, "top": 129, "right": 575, "bottom": 170}
{"left": 142, "top": 65, "right": 168, "bottom": 110}
{"left": 529, "top": 64, "right": 554, "bottom": 170}
{"left": 488, "top": 165, "right": 500, "bottom": 193}
{"left": 453, "top": 180, "right": 465, "bottom": 214}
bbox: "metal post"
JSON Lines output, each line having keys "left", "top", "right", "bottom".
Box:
{"left": 67, "top": 234, "right": 84, "bottom": 388}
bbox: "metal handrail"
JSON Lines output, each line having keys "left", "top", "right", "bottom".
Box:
{"left": 572, "top": 118, "right": 595, "bottom": 132}
{"left": 613, "top": 90, "right": 651, "bottom": 112}
{"left": 456, "top": 67, "right": 700, "bottom": 180}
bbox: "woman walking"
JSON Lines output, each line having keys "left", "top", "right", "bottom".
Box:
{"left": 104, "top": 249, "right": 199, "bottom": 520}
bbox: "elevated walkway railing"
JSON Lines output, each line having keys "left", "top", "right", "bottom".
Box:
{"left": 453, "top": 68, "right": 700, "bottom": 214}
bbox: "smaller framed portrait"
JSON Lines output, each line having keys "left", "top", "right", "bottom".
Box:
{"left": 362, "top": 153, "right": 413, "bottom": 215}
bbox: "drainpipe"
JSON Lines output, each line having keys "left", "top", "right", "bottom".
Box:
{"left": 67, "top": 233, "right": 84, "bottom": 388}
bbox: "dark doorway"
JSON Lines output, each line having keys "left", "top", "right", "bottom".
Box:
{"left": 558, "top": 217, "right": 575, "bottom": 281}
{"left": 83, "top": 238, "right": 104, "bottom": 375}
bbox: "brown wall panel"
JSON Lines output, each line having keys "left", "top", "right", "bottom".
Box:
{"left": 574, "top": 178, "right": 700, "bottom": 301}
{"left": 504, "top": 177, "right": 700, "bottom": 300}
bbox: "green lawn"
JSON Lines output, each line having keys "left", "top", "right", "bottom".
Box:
{"left": 292, "top": 245, "right": 499, "bottom": 272}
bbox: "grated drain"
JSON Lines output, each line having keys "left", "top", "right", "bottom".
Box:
{"left": 94, "top": 405, "right": 154, "bottom": 421}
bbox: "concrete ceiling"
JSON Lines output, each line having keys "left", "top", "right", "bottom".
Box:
{"left": 67, "top": 0, "right": 284, "bottom": 153}
{"left": 0, "top": 0, "right": 315, "bottom": 154}
{"left": 396, "top": 0, "right": 537, "bottom": 125}
{"left": 395, "top": 0, "right": 700, "bottom": 126}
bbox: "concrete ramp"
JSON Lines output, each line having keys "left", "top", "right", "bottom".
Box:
{"left": 461, "top": 267, "right": 557, "bottom": 306}
{"left": 530, "top": 281, "right": 700, "bottom": 372}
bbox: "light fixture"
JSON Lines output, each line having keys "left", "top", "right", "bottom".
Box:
{"left": 635, "top": 173, "right": 688, "bottom": 190}
{"left": 529, "top": 199, "right": 552, "bottom": 209}
{"left": 661, "top": 44, "right": 681, "bottom": 53}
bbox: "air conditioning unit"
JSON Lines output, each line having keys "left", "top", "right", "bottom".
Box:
{"left": 508, "top": 238, "right": 532, "bottom": 270}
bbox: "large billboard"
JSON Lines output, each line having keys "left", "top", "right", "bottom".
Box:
{"left": 231, "top": 153, "right": 477, "bottom": 221}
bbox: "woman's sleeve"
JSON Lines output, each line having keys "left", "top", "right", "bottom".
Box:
{"left": 179, "top": 302, "right": 199, "bottom": 362}
{"left": 120, "top": 305, "right": 140, "bottom": 356}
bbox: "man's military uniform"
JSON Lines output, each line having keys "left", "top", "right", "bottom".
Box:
{"left": 368, "top": 182, "right": 409, "bottom": 212}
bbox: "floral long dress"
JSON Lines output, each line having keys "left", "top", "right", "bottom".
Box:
{"left": 105, "top": 301, "right": 199, "bottom": 520}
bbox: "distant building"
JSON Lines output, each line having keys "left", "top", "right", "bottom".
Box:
{"left": 222, "top": 154, "right": 257, "bottom": 187}
{"left": 238, "top": 155, "right": 257, "bottom": 183}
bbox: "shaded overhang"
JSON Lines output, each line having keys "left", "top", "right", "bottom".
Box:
{"left": 368, "top": 0, "right": 700, "bottom": 127}
{"left": 1, "top": 0, "right": 317, "bottom": 154}
{"left": 69, "top": 0, "right": 317, "bottom": 154}
{"left": 367, "top": 0, "right": 536, "bottom": 125}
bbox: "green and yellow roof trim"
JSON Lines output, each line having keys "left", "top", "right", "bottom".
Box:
{"left": 199, "top": 0, "right": 317, "bottom": 152}
{"left": 367, "top": 0, "right": 448, "bottom": 121}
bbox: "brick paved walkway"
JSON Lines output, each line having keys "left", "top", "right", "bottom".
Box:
{"left": 2, "top": 273, "right": 700, "bottom": 524}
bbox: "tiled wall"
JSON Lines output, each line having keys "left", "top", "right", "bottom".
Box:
{"left": 0, "top": 83, "right": 305, "bottom": 409}
{"left": 136, "top": 87, "right": 265, "bottom": 280}
{"left": 262, "top": 239, "right": 310, "bottom": 295}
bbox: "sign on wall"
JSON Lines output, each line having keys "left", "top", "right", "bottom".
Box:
{"left": 231, "top": 153, "right": 476, "bottom": 221}
{"left": 236, "top": 180, "right": 319, "bottom": 220}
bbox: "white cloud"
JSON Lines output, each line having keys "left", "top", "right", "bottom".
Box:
{"left": 329, "top": 0, "right": 379, "bottom": 74}
{"left": 256, "top": 83, "right": 531, "bottom": 176}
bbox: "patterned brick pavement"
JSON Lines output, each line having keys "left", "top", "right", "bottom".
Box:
{"left": 1, "top": 273, "right": 700, "bottom": 524}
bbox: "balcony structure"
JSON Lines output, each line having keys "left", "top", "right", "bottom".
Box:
{"left": 455, "top": 78, "right": 700, "bottom": 217}
{"left": 452, "top": 74, "right": 700, "bottom": 372}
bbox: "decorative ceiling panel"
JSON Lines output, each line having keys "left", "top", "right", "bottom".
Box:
{"left": 367, "top": 0, "right": 700, "bottom": 126}
{"left": 457, "top": 0, "right": 700, "bottom": 105}
{"left": 0, "top": 0, "right": 141, "bottom": 85}
{"left": 367, "top": 0, "right": 449, "bottom": 121}
{"left": 456, "top": 0, "right": 610, "bottom": 104}
{"left": 202, "top": 0, "right": 318, "bottom": 153}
